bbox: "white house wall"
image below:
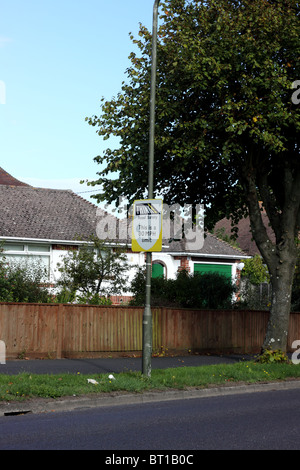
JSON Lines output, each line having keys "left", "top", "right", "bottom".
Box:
{"left": 152, "top": 253, "right": 179, "bottom": 279}
{"left": 1, "top": 238, "right": 248, "bottom": 301}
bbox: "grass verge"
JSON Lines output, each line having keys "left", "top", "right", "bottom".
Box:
{"left": 1, "top": 361, "right": 300, "bottom": 402}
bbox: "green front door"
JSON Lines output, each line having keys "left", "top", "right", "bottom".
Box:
{"left": 152, "top": 263, "right": 164, "bottom": 278}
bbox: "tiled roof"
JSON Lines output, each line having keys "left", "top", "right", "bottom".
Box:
{"left": 214, "top": 214, "right": 275, "bottom": 256}
{"left": 118, "top": 218, "right": 247, "bottom": 258}
{"left": 162, "top": 233, "right": 248, "bottom": 258}
{"left": 0, "top": 185, "right": 104, "bottom": 241}
{"left": 0, "top": 168, "right": 31, "bottom": 187}
{"left": 0, "top": 181, "right": 248, "bottom": 258}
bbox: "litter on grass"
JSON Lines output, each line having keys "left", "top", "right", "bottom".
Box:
{"left": 87, "top": 375, "right": 115, "bottom": 385}
{"left": 87, "top": 379, "right": 99, "bottom": 385}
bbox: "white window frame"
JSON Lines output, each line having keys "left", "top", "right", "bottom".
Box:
{"left": 2, "top": 242, "right": 52, "bottom": 281}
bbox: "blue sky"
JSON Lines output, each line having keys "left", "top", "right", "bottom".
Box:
{"left": 0, "top": 0, "right": 156, "bottom": 202}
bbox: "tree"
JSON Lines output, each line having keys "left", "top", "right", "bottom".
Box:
{"left": 56, "top": 238, "right": 130, "bottom": 304}
{"left": 292, "top": 250, "right": 300, "bottom": 311}
{"left": 239, "top": 255, "right": 271, "bottom": 311}
{"left": 0, "top": 253, "right": 50, "bottom": 303}
{"left": 241, "top": 255, "right": 270, "bottom": 286}
{"left": 85, "top": 0, "right": 300, "bottom": 352}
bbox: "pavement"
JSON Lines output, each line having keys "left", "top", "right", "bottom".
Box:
{"left": 0, "top": 353, "right": 253, "bottom": 376}
{"left": 1, "top": 354, "right": 300, "bottom": 416}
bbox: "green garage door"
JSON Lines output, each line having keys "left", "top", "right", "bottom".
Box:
{"left": 194, "top": 263, "right": 232, "bottom": 278}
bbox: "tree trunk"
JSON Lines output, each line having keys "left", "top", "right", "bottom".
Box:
{"left": 242, "top": 164, "right": 299, "bottom": 353}
{"left": 263, "top": 255, "right": 296, "bottom": 352}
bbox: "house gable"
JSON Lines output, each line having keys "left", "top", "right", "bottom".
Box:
{"left": 0, "top": 167, "right": 31, "bottom": 187}
{"left": 214, "top": 213, "right": 275, "bottom": 256}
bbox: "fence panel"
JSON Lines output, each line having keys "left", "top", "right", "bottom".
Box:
{"left": 0, "top": 302, "right": 300, "bottom": 358}
{"left": 60, "top": 305, "right": 143, "bottom": 354}
{"left": 0, "top": 303, "right": 60, "bottom": 358}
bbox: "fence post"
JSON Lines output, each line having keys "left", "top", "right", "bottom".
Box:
{"left": 56, "top": 304, "right": 63, "bottom": 359}
{"left": 161, "top": 307, "right": 167, "bottom": 351}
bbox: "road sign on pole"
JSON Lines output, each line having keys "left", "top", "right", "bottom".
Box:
{"left": 132, "top": 199, "right": 163, "bottom": 253}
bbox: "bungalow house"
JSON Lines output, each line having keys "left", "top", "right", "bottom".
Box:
{"left": 0, "top": 168, "right": 249, "bottom": 303}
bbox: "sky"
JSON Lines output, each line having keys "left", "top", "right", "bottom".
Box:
{"left": 0, "top": 0, "right": 156, "bottom": 203}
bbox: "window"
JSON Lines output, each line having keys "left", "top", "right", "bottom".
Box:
{"left": 28, "top": 244, "right": 50, "bottom": 253}
{"left": 3, "top": 243, "right": 25, "bottom": 252}
{"left": 2, "top": 242, "right": 51, "bottom": 280}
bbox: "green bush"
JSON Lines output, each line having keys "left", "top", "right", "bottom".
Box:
{"left": 256, "top": 348, "right": 289, "bottom": 364}
{"left": 241, "top": 255, "right": 270, "bottom": 285}
{"left": 75, "top": 293, "right": 112, "bottom": 305}
{"left": 130, "top": 268, "right": 236, "bottom": 309}
{"left": 129, "top": 268, "right": 175, "bottom": 307}
{"left": 175, "top": 270, "right": 236, "bottom": 309}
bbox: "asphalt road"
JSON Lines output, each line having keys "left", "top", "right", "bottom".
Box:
{"left": 1, "top": 387, "right": 300, "bottom": 450}
{"left": 0, "top": 354, "right": 253, "bottom": 375}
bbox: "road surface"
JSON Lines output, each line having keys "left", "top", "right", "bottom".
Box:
{"left": 0, "top": 387, "right": 300, "bottom": 450}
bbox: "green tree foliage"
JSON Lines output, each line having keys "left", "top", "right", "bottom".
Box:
{"left": 130, "top": 268, "right": 236, "bottom": 309}
{"left": 56, "top": 237, "right": 130, "bottom": 304}
{"left": 0, "top": 255, "right": 49, "bottom": 303}
{"left": 241, "top": 255, "right": 270, "bottom": 285}
{"left": 239, "top": 255, "right": 271, "bottom": 309}
{"left": 86, "top": 0, "right": 300, "bottom": 351}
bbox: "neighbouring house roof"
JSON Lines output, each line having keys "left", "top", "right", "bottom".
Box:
{"left": 214, "top": 213, "right": 275, "bottom": 256}
{"left": 0, "top": 167, "right": 31, "bottom": 187}
{"left": 0, "top": 184, "right": 104, "bottom": 241}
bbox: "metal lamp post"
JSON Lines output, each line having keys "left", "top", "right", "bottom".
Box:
{"left": 142, "top": 0, "right": 160, "bottom": 377}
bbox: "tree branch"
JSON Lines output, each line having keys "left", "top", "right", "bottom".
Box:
{"left": 256, "top": 170, "right": 280, "bottom": 241}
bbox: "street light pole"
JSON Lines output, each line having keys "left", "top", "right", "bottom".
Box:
{"left": 142, "top": 0, "right": 160, "bottom": 377}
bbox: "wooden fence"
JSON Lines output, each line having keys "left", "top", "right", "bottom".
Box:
{"left": 0, "top": 302, "right": 300, "bottom": 359}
